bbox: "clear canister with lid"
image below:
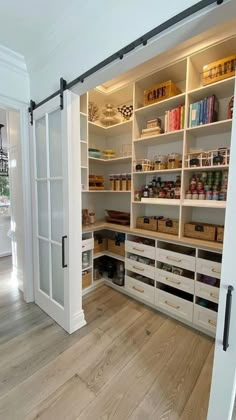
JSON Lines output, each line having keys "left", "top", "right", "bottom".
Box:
{"left": 127, "top": 173, "right": 131, "bottom": 191}
{"left": 115, "top": 174, "right": 121, "bottom": 191}
{"left": 121, "top": 173, "right": 127, "bottom": 191}
{"left": 154, "top": 155, "right": 167, "bottom": 170}
{"left": 167, "top": 153, "right": 181, "bottom": 169}
{"left": 109, "top": 174, "right": 114, "bottom": 190}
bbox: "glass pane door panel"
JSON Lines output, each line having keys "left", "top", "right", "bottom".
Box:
{"left": 38, "top": 239, "right": 50, "bottom": 295}
{"left": 48, "top": 110, "right": 62, "bottom": 178}
{"left": 35, "top": 117, "right": 47, "bottom": 178}
{"left": 37, "top": 181, "right": 48, "bottom": 238}
{"left": 51, "top": 243, "right": 64, "bottom": 306}
{"left": 50, "top": 180, "right": 63, "bottom": 243}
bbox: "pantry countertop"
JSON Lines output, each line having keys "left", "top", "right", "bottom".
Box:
{"left": 82, "top": 220, "right": 223, "bottom": 252}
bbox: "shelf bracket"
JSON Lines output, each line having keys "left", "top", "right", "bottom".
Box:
{"left": 28, "top": 100, "right": 36, "bottom": 126}
{"left": 60, "top": 77, "right": 67, "bottom": 110}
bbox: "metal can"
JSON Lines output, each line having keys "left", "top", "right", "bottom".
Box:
{"left": 206, "top": 190, "right": 213, "bottom": 200}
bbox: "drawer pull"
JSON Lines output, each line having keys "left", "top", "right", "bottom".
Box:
{"left": 165, "top": 277, "right": 181, "bottom": 285}
{"left": 164, "top": 300, "right": 180, "bottom": 310}
{"left": 132, "top": 286, "right": 144, "bottom": 293}
{"left": 210, "top": 292, "right": 218, "bottom": 299}
{"left": 82, "top": 245, "right": 85, "bottom": 248}
{"left": 132, "top": 265, "right": 144, "bottom": 272}
{"left": 166, "top": 256, "right": 182, "bottom": 263}
{"left": 132, "top": 247, "right": 144, "bottom": 252}
{"left": 212, "top": 268, "right": 220, "bottom": 274}
{"left": 208, "top": 319, "right": 216, "bottom": 327}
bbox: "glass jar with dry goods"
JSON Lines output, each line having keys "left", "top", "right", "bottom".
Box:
{"left": 109, "top": 174, "right": 115, "bottom": 190}
{"left": 127, "top": 174, "right": 132, "bottom": 190}
{"left": 168, "top": 153, "right": 181, "bottom": 169}
{"left": 154, "top": 155, "right": 167, "bottom": 170}
{"left": 115, "top": 175, "right": 121, "bottom": 191}
{"left": 121, "top": 174, "right": 127, "bottom": 191}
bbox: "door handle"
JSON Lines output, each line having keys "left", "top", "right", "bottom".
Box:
{"left": 62, "top": 235, "right": 68, "bottom": 268}
{"left": 223, "top": 285, "right": 234, "bottom": 351}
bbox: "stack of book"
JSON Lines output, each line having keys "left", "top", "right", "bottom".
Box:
{"left": 141, "top": 118, "right": 162, "bottom": 138}
{"left": 189, "top": 95, "right": 218, "bottom": 127}
{"left": 164, "top": 104, "right": 185, "bottom": 133}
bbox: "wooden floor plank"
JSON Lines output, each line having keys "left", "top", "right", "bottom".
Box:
{"left": 129, "top": 331, "right": 213, "bottom": 420}
{"left": 0, "top": 257, "right": 214, "bottom": 420}
{"left": 76, "top": 320, "right": 192, "bottom": 420}
{"left": 180, "top": 346, "right": 214, "bottom": 420}
{"left": 79, "top": 309, "right": 166, "bottom": 395}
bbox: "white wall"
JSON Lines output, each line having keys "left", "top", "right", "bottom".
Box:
{"left": 0, "top": 45, "right": 29, "bottom": 104}
{"left": 29, "top": 0, "right": 219, "bottom": 102}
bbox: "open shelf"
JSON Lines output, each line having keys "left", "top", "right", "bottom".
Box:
{"left": 184, "top": 165, "right": 229, "bottom": 172}
{"left": 89, "top": 156, "right": 132, "bottom": 163}
{"left": 83, "top": 190, "right": 131, "bottom": 193}
{"left": 88, "top": 119, "right": 132, "bottom": 136}
{"left": 133, "top": 168, "right": 181, "bottom": 175}
{"left": 188, "top": 76, "right": 235, "bottom": 101}
{"left": 136, "top": 198, "right": 181, "bottom": 206}
{"left": 182, "top": 199, "right": 226, "bottom": 209}
{"left": 93, "top": 251, "right": 125, "bottom": 262}
{"left": 186, "top": 119, "right": 232, "bottom": 136}
{"left": 134, "top": 129, "right": 184, "bottom": 146}
{"left": 135, "top": 93, "right": 186, "bottom": 118}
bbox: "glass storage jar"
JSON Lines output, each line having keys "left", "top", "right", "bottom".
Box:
{"left": 168, "top": 153, "right": 181, "bottom": 169}
{"left": 154, "top": 155, "right": 167, "bottom": 170}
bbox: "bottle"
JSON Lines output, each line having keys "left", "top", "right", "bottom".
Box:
{"left": 152, "top": 177, "right": 156, "bottom": 188}
{"left": 143, "top": 185, "right": 149, "bottom": 198}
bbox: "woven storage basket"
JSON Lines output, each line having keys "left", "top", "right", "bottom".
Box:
{"left": 82, "top": 271, "right": 92, "bottom": 289}
{"left": 136, "top": 217, "right": 158, "bottom": 231}
{"left": 158, "top": 219, "right": 179, "bottom": 235}
{"left": 94, "top": 238, "right": 107, "bottom": 254}
{"left": 184, "top": 222, "right": 216, "bottom": 241}
{"left": 107, "top": 239, "right": 125, "bottom": 256}
{"left": 216, "top": 226, "right": 224, "bottom": 243}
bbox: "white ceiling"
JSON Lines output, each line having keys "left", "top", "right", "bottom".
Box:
{"left": 0, "top": 0, "right": 72, "bottom": 61}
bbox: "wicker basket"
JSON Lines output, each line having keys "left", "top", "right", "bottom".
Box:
{"left": 136, "top": 216, "right": 158, "bottom": 231}
{"left": 217, "top": 226, "right": 224, "bottom": 243}
{"left": 107, "top": 239, "right": 125, "bottom": 256}
{"left": 144, "top": 80, "right": 181, "bottom": 106}
{"left": 82, "top": 271, "right": 92, "bottom": 289}
{"left": 184, "top": 222, "right": 216, "bottom": 241}
{"left": 94, "top": 237, "right": 107, "bottom": 254}
{"left": 158, "top": 219, "right": 179, "bottom": 236}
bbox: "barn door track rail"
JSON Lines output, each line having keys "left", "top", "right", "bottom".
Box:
{"left": 28, "top": 0, "right": 224, "bottom": 124}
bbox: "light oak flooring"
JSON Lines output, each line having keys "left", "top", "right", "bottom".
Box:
{"left": 0, "top": 256, "right": 216, "bottom": 420}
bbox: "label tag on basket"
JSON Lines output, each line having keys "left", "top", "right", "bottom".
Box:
{"left": 195, "top": 225, "right": 204, "bottom": 232}
{"left": 144, "top": 217, "right": 150, "bottom": 224}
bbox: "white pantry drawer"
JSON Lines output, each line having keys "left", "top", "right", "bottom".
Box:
{"left": 125, "top": 240, "right": 155, "bottom": 260}
{"left": 125, "top": 276, "right": 155, "bottom": 305}
{"left": 82, "top": 238, "right": 94, "bottom": 252}
{"left": 155, "top": 289, "right": 193, "bottom": 322}
{"left": 126, "top": 259, "right": 155, "bottom": 280}
{"left": 156, "top": 268, "right": 194, "bottom": 294}
{"left": 193, "top": 305, "right": 217, "bottom": 334}
{"left": 196, "top": 258, "right": 221, "bottom": 279}
{"left": 156, "top": 248, "right": 195, "bottom": 271}
{"left": 195, "top": 282, "right": 219, "bottom": 304}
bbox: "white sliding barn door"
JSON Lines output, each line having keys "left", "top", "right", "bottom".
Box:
{"left": 32, "top": 91, "right": 85, "bottom": 333}
{"left": 207, "top": 90, "right": 236, "bottom": 419}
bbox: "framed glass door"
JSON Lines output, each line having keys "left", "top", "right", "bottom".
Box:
{"left": 32, "top": 92, "right": 85, "bottom": 333}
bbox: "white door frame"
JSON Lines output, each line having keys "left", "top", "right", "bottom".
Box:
{"left": 0, "top": 94, "right": 34, "bottom": 302}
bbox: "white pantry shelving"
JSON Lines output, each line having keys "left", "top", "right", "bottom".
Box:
{"left": 79, "top": 34, "right": 236, "bottom": 338}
